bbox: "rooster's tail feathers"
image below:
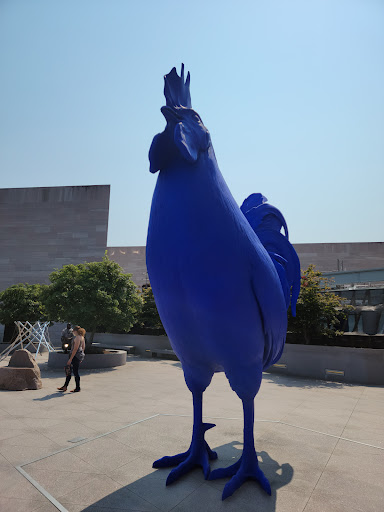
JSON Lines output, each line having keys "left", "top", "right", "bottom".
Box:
{"left": 241, "top": 193, "right": 300, "bottom": 316}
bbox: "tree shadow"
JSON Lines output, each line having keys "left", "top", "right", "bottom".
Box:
{"left": 159, "top": 360, "right": 182, "bottom": 369}
{"left": 78, "top": 441, "right": 293, "bottom": 512}
{"left": 125, "top": 356, "right": 183, "bottom": 370}
{"left": 262, "top": 371, "right": 357, "bottom": 390}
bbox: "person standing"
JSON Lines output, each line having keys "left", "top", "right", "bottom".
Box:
{"left": 61, "top": 323, "right": 73, "bottom": 353}
{"left": 57, "top": 326, "right": 85, "bottom": 393}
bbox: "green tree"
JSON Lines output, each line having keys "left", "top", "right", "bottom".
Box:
{"left": 42, "top": 256, "right": 142, "bottom": 343}
{"left": 0, "top": 283, "right": 48, "bottom": 324}
{"left": 0, "top": 283, "right": 48, "bottom": 342}
{"left": 288, "top": 265, "right": 349, "bottom": 344}
{"left": 139, "top": 286, "right": 164, "bottom": 330}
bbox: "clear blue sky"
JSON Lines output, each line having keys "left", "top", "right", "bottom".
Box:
{"left": 1, "top": 0, "right": 383, "bottom": 246}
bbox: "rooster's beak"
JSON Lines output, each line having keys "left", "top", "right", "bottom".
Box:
{"left": 161, "top": 106, "right": 182, "bottom": 123}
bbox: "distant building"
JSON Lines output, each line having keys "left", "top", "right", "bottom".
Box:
{"left": 1, "top": 185, "right": 382, "bottom": 292}
{"left": 106, "top": 246, "right": 148, "bottom": 289}
{"left": 294, "top": 242, "right": 384, "bottom": 273}
{"left": 107, "top": 242, "right": 384, "bottom": 288}
{"left": 0, "top": 185, "right": 110, "bottom": 291}
{"left": 1, "top": 187, "right": 382, "bottom": 338}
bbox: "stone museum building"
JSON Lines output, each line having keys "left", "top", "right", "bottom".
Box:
{"left": 0, "top": 184, "right": 383, "bottom": 291}
{"left": 107, "top": 242, "right": 384, "bottom": 288}
{"left": 0, "top": 185, "right": 383, "bottom": 340}
{"left": 0, "top": 185, "right": 110, "bottom": 291}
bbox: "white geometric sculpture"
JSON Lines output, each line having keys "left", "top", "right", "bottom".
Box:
{"left": 0, "top": 321, "right": 55, "bottom": 362}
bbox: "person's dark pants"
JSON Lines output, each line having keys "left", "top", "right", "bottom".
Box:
{"left": 64, "top": 356, "right": 80, "bottom": 390}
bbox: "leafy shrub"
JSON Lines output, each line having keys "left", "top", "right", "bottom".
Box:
{"left": 0, "top": 283, "right": 48, "bottom": 342}
{"left": 288, "top": 265, "right": 351, "bottom": 344}
{"left": 42, "top": 256, "right": 142, "bottom": 343}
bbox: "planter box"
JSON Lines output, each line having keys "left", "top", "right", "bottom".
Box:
{"left": 48, "top": 350, "right": 126, "bottom": 369}
{"left": 266, "top": 344, "right": 384, "bottom": 385}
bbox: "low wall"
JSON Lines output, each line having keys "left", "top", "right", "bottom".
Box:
{"left": 59, "top": 332, "right": 383, "bottom": 385}
{"left": 48, "top": 350, "right": 126, "bottom": 369}
{"left": 266, "top": 344, "right": 384, "bottom": 385}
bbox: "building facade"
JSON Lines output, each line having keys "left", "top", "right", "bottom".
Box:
{"left": 294, "top": 242, "right": 384, "bottom": 273}
{"left": 1, "top": 185, "right": 382, "bottom": 292}
{"left": 0, "top": 185, "right": 110, "bottom": 291}
{"left": 107, "top": 242, "right": 384, "bottom": 288}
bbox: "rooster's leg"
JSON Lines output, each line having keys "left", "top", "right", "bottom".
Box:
{"left": 153, "top": 390, "right": 217, "bottom": 483}
{"left": 209, "top": 397, "right": 271, "bottom": 500}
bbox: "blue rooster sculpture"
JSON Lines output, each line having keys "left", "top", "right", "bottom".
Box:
{"left": 146, "top": 65, "right": 300, "bottom": 500}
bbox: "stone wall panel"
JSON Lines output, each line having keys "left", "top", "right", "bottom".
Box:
{"left": 0, "top": 185, "right": 110, "bottom": 290}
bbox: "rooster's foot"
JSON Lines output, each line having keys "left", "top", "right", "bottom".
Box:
{"left": 209, "top": 453, "right": 271, "bottom": 500}
{"left": 153, "top": 423, "right": 217, "bottom": 483}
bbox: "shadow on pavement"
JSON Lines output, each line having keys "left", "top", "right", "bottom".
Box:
{"left": 79, "top": 441, "right": 293, "bottom": 512}
{"left": 262, "top": 372, "right": 354, "bottom": 389}
{"left": 126, "top": 356, "right": 182, "bottom": 367}
{"left": 32, "top": 391, "right": 70, "bottom": 401}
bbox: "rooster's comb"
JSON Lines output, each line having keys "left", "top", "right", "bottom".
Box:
{"left": 164, "top": 64, "right": 191, "bottom": 109}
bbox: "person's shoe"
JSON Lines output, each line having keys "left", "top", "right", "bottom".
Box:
{"left": 57, "top": 386, "right": 67, "bottom": 392}
{"left": 70, "top": 388, "right": 81, "bottom": 393}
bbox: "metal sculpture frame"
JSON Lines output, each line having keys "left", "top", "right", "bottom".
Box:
{"left": 0, "top": 321, "right": 55, "bottom": 361}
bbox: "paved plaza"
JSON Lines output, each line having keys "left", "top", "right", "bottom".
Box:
{"left": 0, "top": 353, "right": 383, "bottom": 512}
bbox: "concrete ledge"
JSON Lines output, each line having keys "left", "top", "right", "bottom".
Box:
{"left": 266, "top": 344, "right": 384, "bottom": 385}
{"left": 145, "top": 348, "right": 178, "bottom": 360}
{"left": 48, "top": 350, "right": 126, "bottom": 369}
{"left": 92, "top": 343, "right": 136, "bottom": 354}
{"left": 85, "top": 333, "right": 384, "bottom": 385}
{"left": 93, "top": 333, "right": 171, "bottom": 356}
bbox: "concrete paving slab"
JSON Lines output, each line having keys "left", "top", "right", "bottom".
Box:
{"left": 23, "top": 450, "right": 106, "bottom": 474}
{"left": 25, "top": 468, "right": 101, "bottom": 499}
{"left": 339, "top": 428, "right": 384, "bottom": 447}
{"left": 69, "top": 436, "right": 140, "bottom": 473}
{"left": 0, "top": 466, "right": 47, "bottom": 502}
{"left": 0, "top": 442, "right": 62, "bottom": 466}
{"left": 0, "top": 417, "right": 35, "bottom": 430}
{"left": 363, "top": 387, "right": 384, "bottom": 399}
{"left": 0, "top": 496, "right": 45, "bottom": 512}
{"left": 107, "top": 454, "right": 162, "bottom": 485}
{"left": 126, "top": 469, "right": 204, "bottom": 511}
{"left": 0, "top": 428, "right": 34, "bottom": 442}
{"left": 109, "top": 420, "right": 191, "bottom": 461}
{"left": 0, "top": 353, "right": 383, "bottom": 511}
{"left": 34, "top": 502, "right": 66, "bottom": 512}
{"left": 20, "top": 415, "right": 384, "bottom": 511}
{"left": 59, "top": 473, "right": 159, "bottom": 511}
{"left": 279, "top": 408, "right": 353, "bottom": 436}
{"left": 37, "top": 420, "right": 98, "bottom": 442}
{"left": 0, "top": 452, "right": 13, "bottom": 468}
{"left": 0, "top": 431, "right": 63, "bottom": 449}
{"left": 348, "top": 409, "right": 384, "bottom": 428}
{"left": 67, "top": 418, "right": 128, "bottom": 437}
{"left": 303, "top": 493, "right": 363, "bottom": 512}
{"left": 19, "top": 417, "right": 65, "bottom": 430}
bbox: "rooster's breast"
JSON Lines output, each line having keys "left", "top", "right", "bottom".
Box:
{"left": 146, "top": 164, "right": 275, "bottom": 369}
